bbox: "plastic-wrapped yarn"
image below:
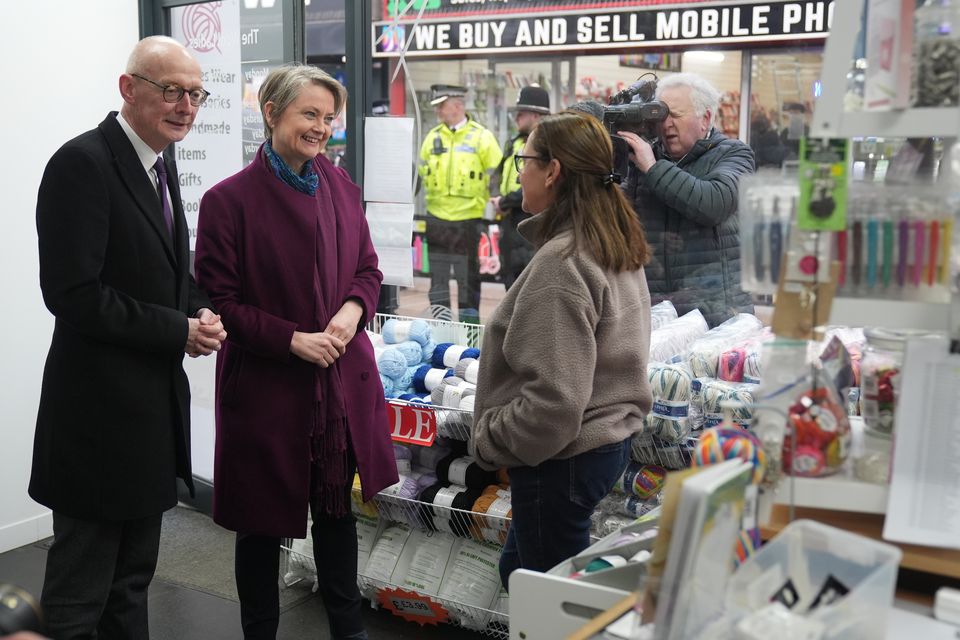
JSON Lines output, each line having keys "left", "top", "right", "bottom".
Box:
{"left": 631, "top": 465, "right": 667, "bottom": 499}
{"left": 649, "top": 300, "right": 679, "bottom": 331}
{"left": 590, "top": 513, "right": 637, "bottom": 539}
{"left": 646, "top": 363, "right": 694, "bottom": 443}
{"left": 684, "top": 313, "right": 764, "bottom": 378}
{"left": 459, "top": 394, "right": 475, "bottom": 413}
{"left": 649, "top": 309, "right": 709, "bottom": 363}
{"left": 722, "top": 331, "right": 773, "bottom": 384}
{"left": 412, "top": 365, "right": 454, "bottom": 393}
{"left": 438, "top": 539, "right": 502, "bottom": 630}
{"left": 743, "top": 346, "right": 763, "bottom": 384}
{"left": 698, "top": 379, "right": 758, "bottom": 430}
{"left": 382, "top": 318, "right": 431, "bottom": 346}
{"left": 431, "top": 343, "right": 482, "bottom": 369}
{"left": 455, "top": 357, "right": 480, "bottom": 384}
{"left": 351, "top": 473, "right": 378, "bottom": 518}
{"left": 363, "top": 523, "right": 412, "bottom": 583}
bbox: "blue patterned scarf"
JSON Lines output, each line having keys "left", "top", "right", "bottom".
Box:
{"left": 264, "top": 141, "right": 319, "bottom": 196}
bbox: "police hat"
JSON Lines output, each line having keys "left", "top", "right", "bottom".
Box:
{"left": 516, "top": 85, "right": 550, "bottom": 114}
{"left": 430, "top": 84, "right": 467, "bottom": 106}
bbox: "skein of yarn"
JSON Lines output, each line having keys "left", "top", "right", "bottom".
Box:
{"left": 692, "top": 427, "right": 767, "bottom": 485}
{"left": 382, "top": 318, "right": 432, "bottom": 346}
{"left": 421, "top": 339, "right": 437, "bottom": 363}
{"left": 412, "top": 365, "right": 454, "bottom": 393}
{"left": 377, "top": 348, "right": 407, "bottom": 380}
{"left": 646, "top": 363, "right": 694, "bottom": 443}
{"left": 394, "top": 341, "right": 424, "bottom": 366}
{"left": 454, "top": 358, "right": 480, "bottom": 384}
{"left": 431, "top": 343, "right": 481, "bottom": 369}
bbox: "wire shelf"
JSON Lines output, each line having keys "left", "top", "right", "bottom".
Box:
{"left": 368, "top": 313, "right": 485, "bottom": 349}
{"left": 372, "top": 488, "right": 511, "bottom": 545}
{"left": 357, "top": 574, "right": 509, "bottom": 639}
{"left": 631, "top": 431, "right": 698, "bottom": 470}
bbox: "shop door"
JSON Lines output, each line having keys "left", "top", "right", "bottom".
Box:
{"left": 142, "top": 0, "right": 304, "bottom": 493}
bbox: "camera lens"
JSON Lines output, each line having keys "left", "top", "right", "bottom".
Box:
{"left": 0, "top": 584, "right": 44, "bottom": 634}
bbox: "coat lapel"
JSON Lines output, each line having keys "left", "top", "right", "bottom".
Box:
{"left": 98, "top": 114, "right": 177, "bottom": 266}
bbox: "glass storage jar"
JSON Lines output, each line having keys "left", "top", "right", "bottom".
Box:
{"left": 913, "top": 0, "right": 960, "bottom": 107}
{"left": 860, "top": 328, "right": 940, "bottom": 435}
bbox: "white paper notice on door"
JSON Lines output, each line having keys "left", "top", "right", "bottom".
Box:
{"left": 884, "top": 336, "right": 960, "bottom": 549}
{"left": 363, "top": 116, "right": 415, "bottom": 204}
{"left": 367, "top": 202, "right": 414, "bottom": 287}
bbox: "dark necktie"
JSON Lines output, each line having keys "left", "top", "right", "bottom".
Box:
{"left": 153, "top": 157, "right": 174, "bottom": 239}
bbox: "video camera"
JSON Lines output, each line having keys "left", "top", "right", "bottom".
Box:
{"left": 602, "top": 73, "right": 669, "bottom": 142}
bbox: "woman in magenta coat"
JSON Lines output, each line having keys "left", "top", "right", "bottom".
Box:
{"left": 195, "top": 64, "right": 397, "bottom": 640}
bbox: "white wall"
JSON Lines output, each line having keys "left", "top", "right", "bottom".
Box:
{"left": 0, "top": 1, "right": 139, "bottom": 553}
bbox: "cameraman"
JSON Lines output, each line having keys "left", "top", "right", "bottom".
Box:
{"left": 618, "top": 73, "right": 754, "bottom": 327}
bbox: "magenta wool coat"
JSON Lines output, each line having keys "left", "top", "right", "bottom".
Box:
{"left": 195, "top": 148, "right": 398, "bottom": 538}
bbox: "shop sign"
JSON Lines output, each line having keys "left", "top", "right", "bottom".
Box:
{"left": 373, "top": 0, "right": 833, "bottom": 56}
{"left": 378, "top": 587, "right": 450, "bottom": 625}
{"left": 385, "top": 0, "right": 719, "bottom": 19}
{"left": 387, "top": 401, "right": 437, "bottom": 446}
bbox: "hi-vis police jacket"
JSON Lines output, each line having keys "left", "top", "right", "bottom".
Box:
{"left": 419, "top": 116, "right": 502, "bottom": 222}
{"left": 498, "top": 135, "right": 525, "bottom": 199}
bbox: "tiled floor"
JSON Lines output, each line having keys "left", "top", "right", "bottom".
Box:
{"left": 0, "top": 534, "right": 484, "bottom": 639}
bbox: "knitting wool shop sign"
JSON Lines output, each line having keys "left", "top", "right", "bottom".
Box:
{"left": 373, "top": 0, "right": 833, "bottom": 57}
{"left": 378, "top": 587, "right": 450, "bottom": 625}
{"left": 388, "top": 402, "right": 437, "bottom": 446}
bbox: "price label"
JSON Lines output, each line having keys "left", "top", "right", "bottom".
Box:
{"left": 378, "top": 587, "right": 449, "bottom": 625}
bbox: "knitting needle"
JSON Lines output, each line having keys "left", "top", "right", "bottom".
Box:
{"left": 913, "top": 220, "right": 925, "bottom": 288}
{"left": 941, "top": 217, "right": 953, "bottom": 285}
{"left": 898, "top": 219, "right": 909, "bottom": 287}
{"left": 882, "top": 219, "right": 894, "bottom": 288}
{"left": 837, "top": 228, "right": 848, "bottom": 287}
{"left": 928, "top": 220, "right": 940, "bottom": 286}
{"left": 852, "top": 220, "right": 863, "bottom": 287}
{"left": 866, "top": 217, "right": 878, "bottom": 289}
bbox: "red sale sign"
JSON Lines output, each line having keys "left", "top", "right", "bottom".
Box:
{"left": 387, "top": 402, "right": 437, "bottom": 447}
{"left": 378, "top": 587, "right": 449, "bottom": 626}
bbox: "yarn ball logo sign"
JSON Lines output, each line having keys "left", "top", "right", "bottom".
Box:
{"left": 378, "top": 587, "right": 449, "bottom": 626}
{"left": 182, "top": 2, "right": 223, "bottom": 53}
{"left": 388, "top": 402, "right": 437, "bottom": 447}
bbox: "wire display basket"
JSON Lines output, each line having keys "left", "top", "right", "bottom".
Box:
{"left": 357, "top": 574, "right": 509, "bottom": 639}
{"left": 368, "top": 312, "right": 485, "bottom": 349}
{"left": 372, "top": 488, "right": 511, "bottom": 545}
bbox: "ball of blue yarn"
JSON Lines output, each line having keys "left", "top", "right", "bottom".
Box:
{"left": 394, "top": 341, "right": 423, "bottom": 366}
{"left": 379, "top": 373, "right": 394, "bottom": 396}
{"left": 396, "top": 365, "right": 419, "bottom": 392}
{"left": 382, "top": 318, "right": 431, "bottom": 346}
{"left": 412, "top": 364, "right": 455, "bottom": 393}
{"left": 431, "top": 343, "right": 483, "bottom": 368}
{"left": 421, "top": 339, "right": 437, "bottom": 363}
{"left": 376, "top": 348, "right": 407, "bottom": 380}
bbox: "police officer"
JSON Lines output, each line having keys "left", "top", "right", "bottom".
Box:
{"left": 419, "top": 84, "right": 502, "bottom": 322}
{"left": 490, "top": 85, "right": 550, "bottom": 290}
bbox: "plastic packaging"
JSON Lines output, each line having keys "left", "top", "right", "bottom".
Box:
{"left": 726, "top": 519, "right": 901, "bottom": 640}
{"left": 684, "top": 314, "right": 764, "bottom": 378}
{"left": 649, "top": 309, "right": 709, "bottom": 363}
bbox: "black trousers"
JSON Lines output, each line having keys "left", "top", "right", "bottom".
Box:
{"left": 41, "top": 511, "right": 163, "bottom": 640}
{"left": 425, "top": 217, "right": 482, "bottom": 316}
{"left": 235, "top": 458, "right": 365, "bottom": 640}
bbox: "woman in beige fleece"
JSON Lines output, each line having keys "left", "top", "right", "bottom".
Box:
{"left": 472, "top": 112, "right": 653, "bottom": 589}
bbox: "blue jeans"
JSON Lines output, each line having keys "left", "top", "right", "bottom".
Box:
{"left": 499, "top": 438, "right": 631, "bottom": 590}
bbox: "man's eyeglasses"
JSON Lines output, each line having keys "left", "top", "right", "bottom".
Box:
{"left": 132, "top": 73, "right": 210, "bottom": 107}
{"left": 514, "top": 154, "right": 547, "bottom": 172}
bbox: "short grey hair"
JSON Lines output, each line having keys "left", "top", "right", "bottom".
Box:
{"left": 656, "top": 73, "right": 721, "bottom": 125}
{"left": 258, "top": 64, "right": 347, "bottom": 140}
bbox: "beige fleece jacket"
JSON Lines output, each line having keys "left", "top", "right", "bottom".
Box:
{"left": 472, "top": 215, "right": 653, "bottom": 470}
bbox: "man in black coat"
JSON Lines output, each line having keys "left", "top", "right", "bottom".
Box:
{"left": 618, "top": 73, "right": 755, "bottom": 327}
{"left": 31, "top": 36, "right": 226, "bottom": 639}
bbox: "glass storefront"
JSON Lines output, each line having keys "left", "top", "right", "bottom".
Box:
{"left": 369, "top": 0, "right": 833, "bottom": 320}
